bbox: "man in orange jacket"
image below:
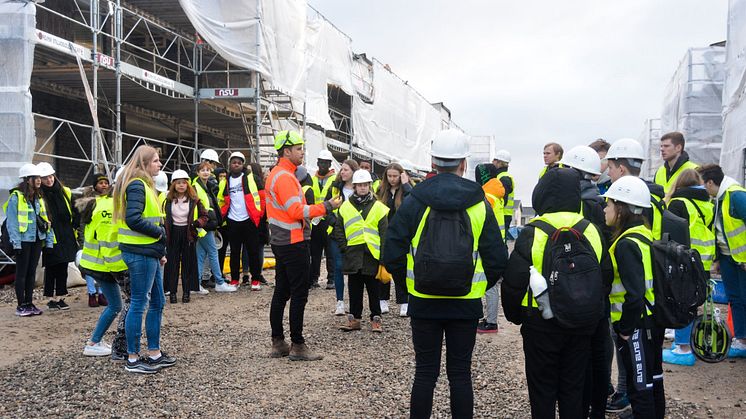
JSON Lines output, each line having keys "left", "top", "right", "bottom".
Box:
{"left": 267, "top": 130, "right": 342, "bottom": 361}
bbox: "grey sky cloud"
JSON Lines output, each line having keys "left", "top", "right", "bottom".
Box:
{"left": 312, "top": 0, "right": 728, "bottom": 204}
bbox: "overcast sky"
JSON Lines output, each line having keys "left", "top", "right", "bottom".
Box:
{"left": 311, "top": 0, "right": 729, "bottom": 204}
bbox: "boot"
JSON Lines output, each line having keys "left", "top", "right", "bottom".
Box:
{"left": 339, "top": 314, "right": 361, "bottom": 332}
{"left": 288, "top": 343, "right": 323, "bottom": 361}
{"left": 270, "top": 337, "right": 290, "bottom": 358}
{"left": 371, "top": 315, "right": 383, "bottom": 333}
{"left": 98, "top": 293, "right": 108, "bottom": 307}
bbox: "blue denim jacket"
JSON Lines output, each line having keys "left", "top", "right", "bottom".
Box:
{"left": 5, "top": 193, "right": 55, "bottom": 249}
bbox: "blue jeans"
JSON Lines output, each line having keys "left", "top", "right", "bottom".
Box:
{"left": 90, "top": 280, "right": 122, "bottom": 343}
{"left": 85, "top": 275, "right": 100, "bottom": 295}
{"left": 122, "top": 251, "right": 165, "bottom": 354}
{"left": 674, "top": 322, "right": 693, "bottom": 346}
{"left": 328, "top": 240, "right": 344, "bottom": 301}
{"left": 720, "top": 254, "right": 746, "bottom": 339}
{"left": 197, "top": 231, "right": 226, "bottom": 285}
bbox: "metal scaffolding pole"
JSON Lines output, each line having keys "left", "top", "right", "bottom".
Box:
{"left": 115, "top": 0, "right": 122, "bottom": 166}
{"left": 254, "top": 0, "right": 261, "bottom": 164}
{"left": 90, "top": 0, "right": 99, "bottom": 171}
{"left": 194, "top": 39, "right": 201, "bottom": 164}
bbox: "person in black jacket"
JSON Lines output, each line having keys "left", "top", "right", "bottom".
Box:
{"left": 501, "top": 168, "right": 613, "bottom": 419}
{"left": 383, "top": 130, "right": 507, "bottom": 419}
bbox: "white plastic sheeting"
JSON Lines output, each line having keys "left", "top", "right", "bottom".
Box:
{"left": 0, "top": 1, "right": 36, "bottom": 204}
{"left": 639, "top": 118, "right": 662, "bottom": 180}
{"left": 352, "top": 60, "right": 442, "bottom": 171}
{"left": 720, "top": 0, "right": 746, "bottom": 181}
{"left": 660, "top": 46, "right": 726, "bottom": 167}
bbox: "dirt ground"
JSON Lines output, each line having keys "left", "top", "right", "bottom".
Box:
{"left": 0, "top": 267, "right": 744, "bottom": 418}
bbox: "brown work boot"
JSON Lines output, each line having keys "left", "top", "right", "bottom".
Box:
{"left": 371, "top": 315, "right": 383, "bottom": 333}
{"left": 288, "top": 343, "right": 323, "bottom": 361}
{"left": 339, "top": 314, "right": 362, "bottom": 332}
{"left": 270, "top": 337, "right": 290, "bottom": 358}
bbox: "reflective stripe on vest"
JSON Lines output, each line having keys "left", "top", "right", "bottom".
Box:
{"left": 406, "top": 202, "right": 488, "bottom": 300}
{"left": 338, "top": 200, "right": 389, "bottom": 260}
{"left": 521, "top": 212, "right": 604, "bottom": 308}
{"left": 81, "top": 196, "right": 127, "bottom": 272}
{"left": 654, "top": 161, "right": 699, "bottom": 195}
{"left": 117, "top": 178, "right": 163, "bottom": 245}
{"left": 722, "top": 184, "right": 746, "bottom": 262}
{"left": 609, "top": 225, "right": 655, "bottom": 323}
{"left": 671, "top": 197, "right": 715, "bottom": 270}
{"left": 496, "top": 172, "right": 515, "bottom": 216}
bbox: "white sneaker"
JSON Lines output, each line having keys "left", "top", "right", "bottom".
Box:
{"left": 380, "top": 300, "right": 389, "bottom": 314}
{"left": 83, "top": 341, "right": 112, "bottom": 357}
{"left": 664, "top": 328, "right": 675, "bottom": 340}
{"left": 334, "top": 300, "right": 345, "bottom": 316}
{"left": 215, "top": 282, "right": 237, "bottom": 293}
{"left": 196, "top": 286, "right": 209, "bottom": 295}
{"left": 399, "top": 303, "right": 409, "bottom": 317}
{"left": 164, "top": 291, "right": 170, "bottom": 296}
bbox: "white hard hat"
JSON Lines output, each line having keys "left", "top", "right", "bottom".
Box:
{"left": 494, "top": 149, "right": 511, "bottom": 163}
{"left": 606, "top": 138, "right": 645, "bottom": 161}
{"left": 431, "top": 129, "right": 470, "bottom": 166}
{"left": 317, "top": 150, "right": 334, "bottom": 161}
{"left": 601, "top": 176, "right": 651, "bottom": 212}
{"left": 36, "top": 161, "right": 55, "bottom": 177}
{"left": 154, "top": 171, "right": 169, "bottom": 192}
{"left": 560, "top": 145, "right": 602, "bottom": 176}
{"left": 18, "top": 163, "right": 41, "bottom": 178}
{"left": 352, "top": 170, "right": 373, "bottom": 184}
{"left": 229, "top": 151, "right": 245, "bottom": 162}
{"left": 171, "top": 169, "right": 190, "bottom": 182}
{"left": 114, "top": 167, "right": 125, "bottom": 184}
{"left": 200, "top": 149, "right": 220, "bottom": 163}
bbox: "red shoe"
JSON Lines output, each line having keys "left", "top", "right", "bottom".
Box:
{"left": 88, "top": 294, "right": 99, "bottom": 308}
{"left": 251, "top": 280, "right": 261, "bottom": 291}
{"left": 98, "top": 293, "right": 108, "bottom": 306}
{"left": 229, "top": 279, "right": 239, "bottom": 287}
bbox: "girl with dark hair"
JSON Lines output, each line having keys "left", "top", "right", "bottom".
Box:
{"left": 4, "top": 164, "right": 55, "bottom": 316}
{"left": 38, "top": 162, "right": 79, "bottom": 311}
{"left": 375, "top": 163, "right": 412, "bottom": 316}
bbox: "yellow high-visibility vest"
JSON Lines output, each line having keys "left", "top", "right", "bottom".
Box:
{"left": 117, "top": 178, "right": 163, "bottom": 245}
{"left": 338, "top": 200, "right": 389, "bottom": 260}
{"left": 609, "top": 225, "right": 655, "bottom": 322}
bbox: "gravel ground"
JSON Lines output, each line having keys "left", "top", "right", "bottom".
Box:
{"left": 0, "top": 267, "right": 744, "bottom": 418}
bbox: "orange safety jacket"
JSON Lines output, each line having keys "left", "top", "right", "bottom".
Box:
{"left": 266, "top": 158, "right": 329, "bottom": 245}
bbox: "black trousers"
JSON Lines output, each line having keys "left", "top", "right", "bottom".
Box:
{"left": 217, "top": 226, "right": 229, "bottom": 276}
{"left": 309, "top": 221, "right": 332, "bottom": 285}
{"left": 615, "top": 327, "right": 665, "bottom": 419}
{"left": 111, "top": 271, "right": 131, "bottom": 357}
{"left": 410, "top": 317, "right": 478, "bottom": 419}
{"left": 583, "top": 317, "right": 612, "bottom": 419}
{"left": 15, "top": 241, "right": 42, "bottom": 307}
{"left": 227, "top": 219, "right": 263, "bottom": 281}
{"left": 164, "top": 225, "right": 198, "bottom": 297}
{"left": 522, "top": 326, "right": 591, "bottom": 419}
{"left": 348, "top": 272, "right": 381, "bottom": 320}
{"left": 43, "top": 262, "right": 68, "bottom": 297}
{"left": 270, "top": 242, "right": 310, "bottom": 344}
{"left": 380, "top": 271, "right": 408, "bottom": 304}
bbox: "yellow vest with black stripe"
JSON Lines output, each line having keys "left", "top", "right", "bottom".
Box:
{"left": 406, "top": 201, "right": 488, "bottom": 300}
{"left": 312, "top": 174, "right": 337, "bottom": 204}
{"left": 721, "top": 184, "right": 746, "bottom": 262}
{"left": 654, "top": 160, "right": 699, "bottom": 195}
{"left": 117, "top": 178, "right": 163, "bottom": 245}
{"left": 671, "top": 197, "right": 715, "bottom": 270}
{"left": 521, "top": 212, "right": 604, "bottom": 308}
{"left": 496, "top": 172, "right": 515, "bottom": 217}
{"left": 338, "top": 199, "right": 389, "bottom": 260}
{"left": 485, "top": 192, "right": 506, "bottom": 240}
{"left": 609, "top": 225, "right": 655, "bottom": 323}
{"left": 80, "top": 196, "right": 127, "bottom": 272}
{"left": 2, "top": 190, "right": 51, "bottom": 234}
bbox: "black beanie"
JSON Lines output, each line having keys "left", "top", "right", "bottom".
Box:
{"left": 91, "top": 173, "right": 110, "bottom": 188}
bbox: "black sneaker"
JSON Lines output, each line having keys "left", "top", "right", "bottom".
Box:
{"left": 606, "top": 392, "right": 631, "bottom": 413}
{"left": 124, "top": 357, "right": 159, "bottom": 374}
{"left": 145, "top": 352, "right": 176, "bottom": 370}
{"left": 256, "top": 276, "right": 268, "bottom": 285}
{"left": 325, "top": 281, "right": 335, "bottom": 290}
{"left": 47, "top": 300, "right": 60, "bottom": 311}
{"left": 242, "top": 275, "right": 251, "bottom": 285}
{"left": 57, "top": 299, "right": 70, "bottom": 310}
{"left": 111, "top": 352, "right": 127, "bottom": 363}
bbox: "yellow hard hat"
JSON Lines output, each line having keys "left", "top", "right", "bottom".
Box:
{"left": 274, "top": 130, "right": 305, "bottom": 150}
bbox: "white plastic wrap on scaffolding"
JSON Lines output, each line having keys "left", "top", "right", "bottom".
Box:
{"left": 178, "top": 0, "right": 308, "bottom": 99}
{"left": 638, "top": 119, "right": 662, "bottom": 180}
{"left": 464, "top": 135, "right": 495, "bottom": 182}
{"left": 720, "top": 0, "right": 746, "bottom": 181}
{"left": 352, "top": 61, "right": 442, "bottom": 171}
{"left": 304, "top": 9, "right": 354, "bottom": 130}
{"left": 660, "top": 47, "right": 726, "bottom": 167}
{"left": 0, "top": 2, "right": 36, "bottom": 202}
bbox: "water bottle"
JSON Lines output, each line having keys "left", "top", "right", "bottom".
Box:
{"left": 529, "top": 266, "right": 554, "bottom": 320}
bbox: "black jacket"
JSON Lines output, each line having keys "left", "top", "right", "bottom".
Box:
{"left": 382, "top": 172, "right": 508, "bottom": 320}
{"left": 667, "top": 186, "right": 711, "bottom": 226}
{"left": 119, "top": 180, "right": 166, "bottom": 259}
{"left": 644, "top": 180, "right": 665, "bottom": 228}
{"left": 495, "top": 167, "right": 513, "bottom": 207}
{"left": 41, "top": 181, "right": 79, "bottom": 266}
{"left": 333, "top": 196, "right": 388, "bottom": 276}
{"left": 612, "top": 220, "right": 654, "bottom": 336}
{"left": 194, "top": 177, "right": 222, "bottom": 229}
{"left": 501, "top": 168, "right": 614, "bottom": 334}
{"left": 164, "top": 197, "right": 208, "bottom": 244}
{"left": 381, "top": 182, "right": 412, "bottom": 220}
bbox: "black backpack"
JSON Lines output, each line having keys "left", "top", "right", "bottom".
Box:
{"left": 651, "top": 196, "right": 690, "bottom": 245}
{"left": 627, "top": 233, "right": 707, "bottom": 329}
{"left": 413, "top": 208, "right": 476, "bottom": 296}
{"left": 0, "top": 218, "right": 14, "bottom": 258}
{"left": 531, "top": 219, "right": 605, "bottom": 329}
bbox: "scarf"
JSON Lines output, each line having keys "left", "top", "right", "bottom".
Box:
{"left": 352, "top": 192, "right": 374, "bottom": 207}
